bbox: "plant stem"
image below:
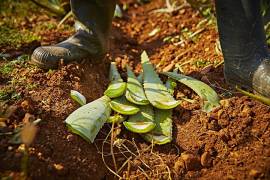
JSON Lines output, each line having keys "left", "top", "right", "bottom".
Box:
{"left": 236, "top": 86, "right": 270, "bottom": 106}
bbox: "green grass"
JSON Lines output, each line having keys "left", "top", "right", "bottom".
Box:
{"left": 0, "top": 26, "right": 40, "bottom": 48}
{"left": 0, "top": 86, "right": 20, "bottom": 101}
{"left": 0, "top": 55, "right": 30, "bottom": 75}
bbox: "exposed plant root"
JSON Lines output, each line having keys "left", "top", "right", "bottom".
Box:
{"left": 96, "top": 129, "right": 174, "bottom": 179}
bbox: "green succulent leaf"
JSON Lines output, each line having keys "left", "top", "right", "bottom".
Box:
{"left": 125, "top": 65, "right": 149, "bottom": 105}
{"left": 70, "top": 90, "right": 87, "bottom": 106}
{"left": 142, "top": 77, "right": 175, "bottom": 145}
{"left": 162, "top": 72, "right": 220, "bottom": 112}
{"left": 141, "top": 51, "right": 180, "bottom": 109}
{"left": 137, "top": 72, "right": 143, "bottom": 83}
{"left": 104, "top": 62, "right": 126, "bottom": 98}
{"left": 124, "top": 104, "right": 155, "bottom": 133}
{"left": 123, "top": 121, "right": 156, "bottom": 133}
{"left": 65, "top": 96, "right": 111, "bottom": 143}
{"left": 110, "top": 96, "right": 140, "bottom": 115}
{"left": 142, "top": 133, "right": 172, "bottom": 145}
{"left": 142, "top": 108, "right": 173, "bottom": 144}
{"left": 107, "top": 114, "right": 127, "bottom": 123}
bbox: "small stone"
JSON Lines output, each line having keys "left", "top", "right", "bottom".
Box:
{"left": 249, "top": 169, "right": 260, "bottom": 177}
{"left": 181, "top": 153, "right": 201, "bottom": 171}
{"left": 54, "top": 163, "right": 64, "bottom": 171}
{"left": 201, "top": 151, "right": 212, "bottom": 167}
{"left": 174, "top": 158, "right": 185, "bottom": 173}
{"left": 220, "top": 99, "right": 230, "bottom": 108}
{"left": 0, "top": 121, "right": 6, "bottom": 128}
{"left": 21, "top": 100, "right": 30, "bottom": 111}
{"left": 240, "top": 105, "right": 251, "bottom": 117}
{"left": 66, "top": 134, "right": 74, "bottom": 141}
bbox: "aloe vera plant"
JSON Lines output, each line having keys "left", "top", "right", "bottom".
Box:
{"left": 104, "top": 62, "right": 126, "bottom": 98}
{"left": 162, "top": 72, "right": 220, "bottom": 112}
{"left": 141, "top": 51, "right": 180, "bottom": 109}
{"left": 65, "top": 96, "right": 111, "bottom": 143}
{"left": 125, "top": 65, "right": 149, "bottom": 105}
{"left": 124, "top": 105, "right": 155, "bottom": 133}
{"left": 70, "top": 90, "right": 86, "bottom": 106}
{"left": 110, "top": 96, "right": 140, "bottom": 115}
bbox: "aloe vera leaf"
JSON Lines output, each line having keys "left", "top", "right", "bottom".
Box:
{"left": 142, "top": 109, "right": 173, "bottom": 144}
{"left": 162, "top": 72, "right": 220, "bottom": 112}
{"left": 104, "top": 62, "right": 126, "bottom": 98}
{"left": 123, "top": 121, "right": 156, "bottom": 133}
{"left": 107, "top": 114, "right": 126, "bottom": 123}
{"left": 109, "top": 96, "right": 140, "bottom": 115}
{"left": 65, "top": 96, "right": 111, "bottom": 143}
{"left": 142, "top": 77, "right": 176, "bottom": 144}
{"left": 70, "top": 90, "right": 87, "bottom": 106}
{"left": 124, "top": 104, "right": 155, "bottom": 133}
{"left": 125, "top": 65, "right": 149, "bottom": 105}
{"left": 141, "top": 51, "right": 180, "bottom": 109}
{"left": 142, "top": 133, "right": 172, "bottom": 145}
{"left": 137, "top": 72, "right": 143, "bottom": 83}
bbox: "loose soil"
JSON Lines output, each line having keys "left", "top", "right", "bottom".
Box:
{"left": 0, "top": 0, "right": 270, "bottom": 179}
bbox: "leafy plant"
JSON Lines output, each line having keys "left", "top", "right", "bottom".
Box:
{"left": 65, "top": 51, "right": 220, "bottom": 144}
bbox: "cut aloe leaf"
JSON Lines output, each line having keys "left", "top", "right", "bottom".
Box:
{"left": 65, "top": 96, "right": 111, "bottom": 143}
{"left": 125, "top": 65, "right": 149, "bottom": 105}
{"left": 123, "top": 121, "right": 156, "bottom": 133}
{"left": 124, "top": 105, "right": 155, "bottom": 133}
{"left": 70, "top": 90, "right": 87, "bottom": 106}
{"left": 142, "top": 133, "right": 172, "bottom": 145}
{"left": 142, "top": 77, "right": 175, "bottom": 144}
{"left": 141, "top": 51, "right": 180, "bottom": 109}
{"left": 104, "top": 62, "right": 126, "bottom": 98}
{"left": 110, "top": 96, "right": 140, "bottom": 115}
{"left": 107, "top": 114, "right": 126, "bottom": 123}
{"left": 162, "top": 72, "right": 220, "bottom": 112}
{"left": 142, "top": 107, "right": 173, "bottom": 144}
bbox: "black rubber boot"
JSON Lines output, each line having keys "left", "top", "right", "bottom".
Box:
{"left": 31, "top": 0, "right": 116, "bottom": 69}
{"left": 216, "top": 0, "right": 270, "bottom": 97}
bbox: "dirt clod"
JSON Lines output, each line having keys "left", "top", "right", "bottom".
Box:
{"left": 181, "top": 153, "right": 201, "bottom": 171}
{"left": 200, "top": 151, "right": 212, "bottom": 167}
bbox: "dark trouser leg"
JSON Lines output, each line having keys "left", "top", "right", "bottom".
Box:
{"left": 215, "top": 0, "right": 270, "bottom": 97}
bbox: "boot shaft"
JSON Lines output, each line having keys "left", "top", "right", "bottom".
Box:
{"left": 71, "top": 0, "right": 116, "bottom": 37}
{"left": 216, "top": 0, "right": 269, "bottom": 62}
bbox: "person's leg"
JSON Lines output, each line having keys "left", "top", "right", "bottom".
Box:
{"left": 31, "top": 0, "right": 116, "bottom": 69}
{"left": 215, "top": 0, "right": 270, "bottom": 97}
